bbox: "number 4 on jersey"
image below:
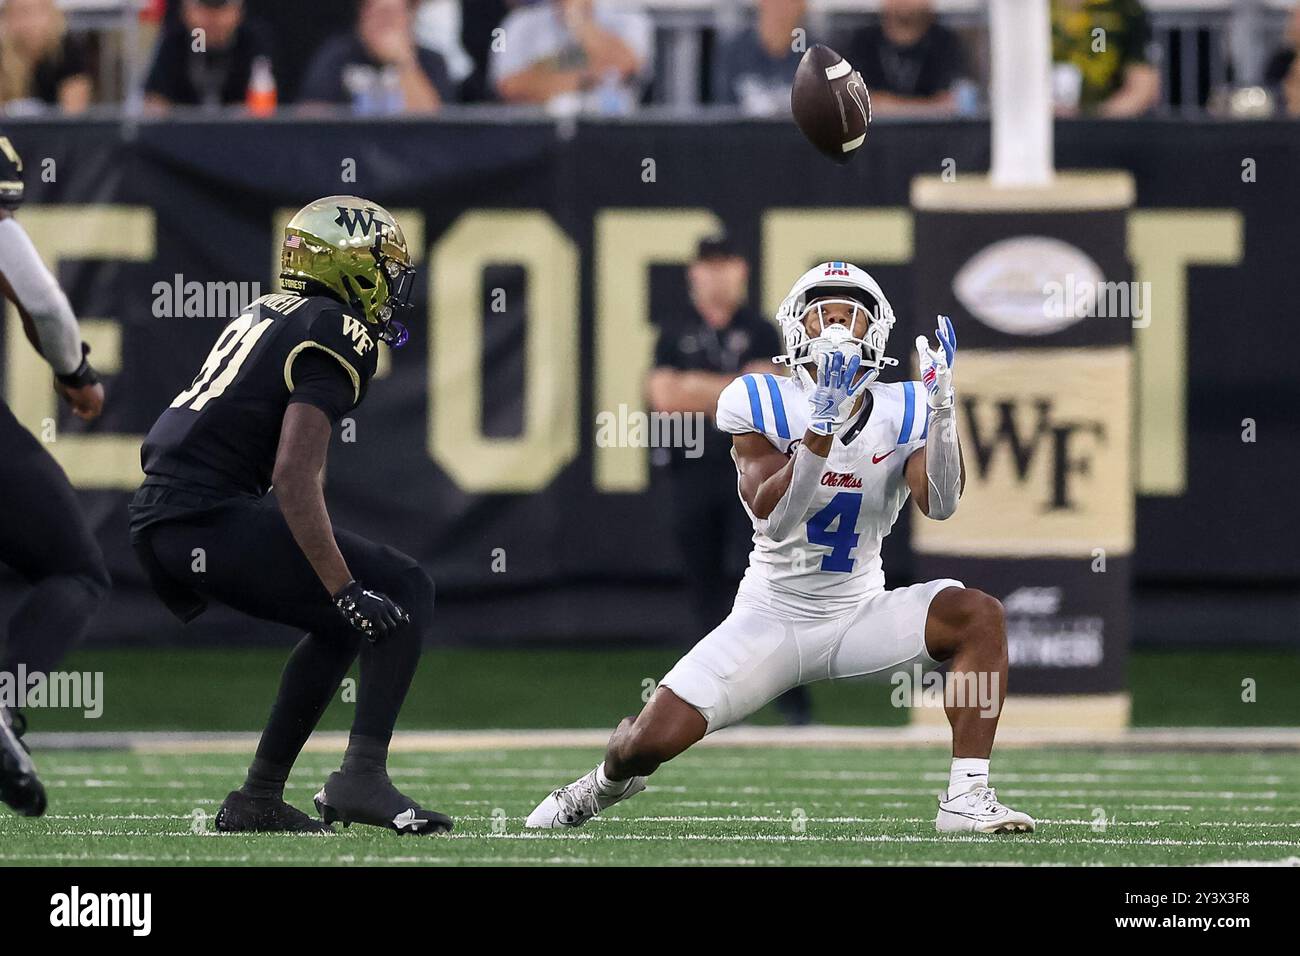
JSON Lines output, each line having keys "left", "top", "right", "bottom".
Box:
{"left": 806, "top": 492, "right": 862, "bottom": 572}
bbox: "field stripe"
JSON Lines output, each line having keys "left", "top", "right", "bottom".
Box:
{"left": 24, "top": 725, "right": 1300, "bottom": 754}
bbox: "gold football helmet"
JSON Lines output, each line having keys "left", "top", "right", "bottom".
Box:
{"left": 279, "top": 195, "right": 415, "bottom": 346}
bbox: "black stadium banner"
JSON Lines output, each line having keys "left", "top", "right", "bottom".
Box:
{"left": 910, "top": 173, "right": 1133, "bottom": 704}
{"left": 0, "top": 118, "right": 1295, "bottom": 650}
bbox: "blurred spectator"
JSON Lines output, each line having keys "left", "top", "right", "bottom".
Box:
{"left": 1264, "top": 3, "right": 1300, "bottom": 117}
{"left": 300, "top": 0, "right": 452, "bottom": 114}
{"left": 1050, "top": 0, "right": 1160, "bottom": 117}
{"left": 712, "top": 0, "right": 806, "bottom": 115}
{"left": 458, "top": 0, "right": 511, "bottom": 102}
{"left": 491, "top": 0, "right": 653, "bottom": 113}
{"left": 144, "top": 0, "right": 276, "bottom": 111}
{"left": 647, "top": 234, "right": 812, "bottom": 724}
{"left": 414, "top": 1, "right": 474, "bottom": 92}
{"left": 0, "top": 0, "right": 93, "bottom": 115}
{"left": 841, "top": 0, "right": 966, "bottom": 116}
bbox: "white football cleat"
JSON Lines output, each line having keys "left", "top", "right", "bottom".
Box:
{"left": 525, "top": 768, "right": 646, "bottom": 829}
{"left": 935, "top": 786, "right": 1036, "bottom": 834}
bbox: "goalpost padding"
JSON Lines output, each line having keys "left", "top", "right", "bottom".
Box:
{"left": 907, "top": 173, "right": 1136, "bottom": 727}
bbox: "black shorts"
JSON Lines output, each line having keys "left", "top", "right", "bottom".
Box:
{"left": 0, "top": 402, "right": 108, "bottom": 588}
{"left": 132, "top": 492, "right": 426, "bottom": 635}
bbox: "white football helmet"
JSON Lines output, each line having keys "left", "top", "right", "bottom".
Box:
{"left": 774, "top": 261, "right": 898, "bottom": 390}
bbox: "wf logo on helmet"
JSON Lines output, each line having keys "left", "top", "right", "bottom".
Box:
{"left": 334, "top": 206, "right": 379, "bottom": 237}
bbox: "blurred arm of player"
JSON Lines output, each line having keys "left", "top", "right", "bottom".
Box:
{"left": 647, "top": 360, "right": 772, "bottom": 417}
{"left": 906, "top": 316, "right": 965, "bottom": 519}
{"left": 0, "top": 209, "right": 104, "bottom": 421}
{"left": 736, "top": 351, "right": 863, "bottom": 539}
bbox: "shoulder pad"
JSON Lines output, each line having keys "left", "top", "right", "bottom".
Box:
{"left": 280, "top": 303, "right": 379, "bottom": 403}
{"left": 880, "top": 380, "right": 929, "bottom": 446}
{"left": 717, "top": 373, "right": 799, "bottom": 450}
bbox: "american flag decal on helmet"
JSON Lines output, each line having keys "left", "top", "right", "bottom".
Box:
{"left": 284, "top": 235, "right": 301, "bottom": 249}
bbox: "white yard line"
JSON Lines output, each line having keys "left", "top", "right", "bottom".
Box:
{"left": 23, "top": 725, "right": 1300, "bottom": 754}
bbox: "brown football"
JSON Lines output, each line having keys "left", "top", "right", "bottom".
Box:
{"left": 791, "top": 44, "right": 871, "bottom": 164}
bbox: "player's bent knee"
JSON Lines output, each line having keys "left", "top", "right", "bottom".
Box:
{"left": 76, "top": 568, "right": 110, "bottom": 606}
{"left": 388, "top": 565, "right": 435, "bottom": 633}
{"left": 84, "top": 551, "right": 112, "bottom": 598}
{"left": 963, "top": 590, "right": 1006, "bottom": 657}
{"left": 940, "top": 587, "right": 1003, "bottom": 632}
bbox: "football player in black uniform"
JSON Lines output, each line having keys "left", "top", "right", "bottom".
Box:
{"left": 0, "top": 134, "right": 109, "bottom": 819}
{"left": 130, "top": 195, "right": 451, "bottom": 834}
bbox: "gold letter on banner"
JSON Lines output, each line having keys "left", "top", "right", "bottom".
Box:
{"left": 3, "top": 207, "right": 155, "bottom": 488}
{"left": 760, "top": 209, "right": 912, "bottom": 318}
{"left": 913, "top": 348, "right": 1134, "bottom": 557}
{"left": 593, "top": 209, "right": 722, "bottom": 492}
{"left": 429, "top": 210, "right": 579, "bottom": 493}
{"left": 1127, "top": 210, "right": 1242, "bottom": 496}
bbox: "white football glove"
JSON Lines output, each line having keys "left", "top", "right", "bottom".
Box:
{"left": 807, "top": 349, "right": 867, "bottom": 436}
{"left": 915, "top": 315, "right": 957, "bottom": 410}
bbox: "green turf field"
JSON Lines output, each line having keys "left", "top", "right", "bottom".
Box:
{"left": 4, "top": 745, "right": 1299, "bottom": 866}
{"left": 24, "top": 646, "right": 1300, "bottom": 732}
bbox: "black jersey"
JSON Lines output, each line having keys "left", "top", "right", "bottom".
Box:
{"left": 130, "top": 293, "right": 377, "bottom": 535}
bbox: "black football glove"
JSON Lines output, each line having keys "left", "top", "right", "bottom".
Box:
{"left": 55, "top": 342, "right": 100, "bottom": 389}
{"left": 332, "top": 580, "right": 409, "bottom": 642}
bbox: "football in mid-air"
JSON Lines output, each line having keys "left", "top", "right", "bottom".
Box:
{"left": 791, "top": 44, "right": 871, "bottom": 164}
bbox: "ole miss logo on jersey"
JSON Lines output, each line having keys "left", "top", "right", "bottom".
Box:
{"left": 821, "top": 471, "right": 863, "bottom": 488}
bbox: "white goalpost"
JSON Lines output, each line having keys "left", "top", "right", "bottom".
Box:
{"left": 989, "top": 0, "right": 1055, "bottom": 187}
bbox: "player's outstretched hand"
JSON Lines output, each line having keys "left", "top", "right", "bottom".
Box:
{"left": 55, "top": 343, "right": 104, "bottom": 420}
{"left": 808, "top": 349, "right": 866, "bottom": 436}
{"left": 56, "top": 381, "right": 104, "bottom": 421}
{"left": 333, "top": 580, "right": 410, "bottom": 642}
{"left": 915, "top": 315, "right": 956, "bottom": 410}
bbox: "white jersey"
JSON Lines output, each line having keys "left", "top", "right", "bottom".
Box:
{"left": 715, "top": 371, "right": 929, "bottom": 617}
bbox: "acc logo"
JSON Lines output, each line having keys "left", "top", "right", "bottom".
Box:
{"left": 1002, "top": 586, "right": 1063, "bottom": 616}
{"left": 342, "top": 315, "right": 374, "bottom": 356}
{"left": 952, "top": 236, "right": 1103, "bottom": 336}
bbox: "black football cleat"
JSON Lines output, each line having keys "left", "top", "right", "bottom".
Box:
{"left": 0, "top": 706, "right": 46, "bottom": 818}
{"left": 313, "top": 771, "right": 454, "bottom": 835}
{"left": 214, "top": 790, "right": 333, "bottom": 834}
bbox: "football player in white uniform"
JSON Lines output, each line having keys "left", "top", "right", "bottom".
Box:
{"left": 527, "top": 261, "right": 1035, "bottom": 835}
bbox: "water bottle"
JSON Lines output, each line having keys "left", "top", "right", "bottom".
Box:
{"left": 246, "top": 56, "right": 277, "bottom": 117}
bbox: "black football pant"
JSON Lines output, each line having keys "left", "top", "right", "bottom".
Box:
{"left": 0, "top": 403, "right": 110, "bottom": 683}
{"left": 134, "top": 494, "right": 432, "bottom": 770}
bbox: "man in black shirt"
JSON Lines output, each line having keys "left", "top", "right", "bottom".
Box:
{"left": 842, "top": 0, "right": 966, "bottom": 115}
{"left": 648, "top": 236, "right": 811, "bottom": 724}
{"left": 143, "top": 0, "right": 276, "bottom": 110}
{"left": 299, "top": 0, "right": 451, "bottom": 114}
{"left": 131, "top": 196, "right": 452, "bottom": 835}
{"left": 712, "top": 0, "right": 808, "bottom": 114}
